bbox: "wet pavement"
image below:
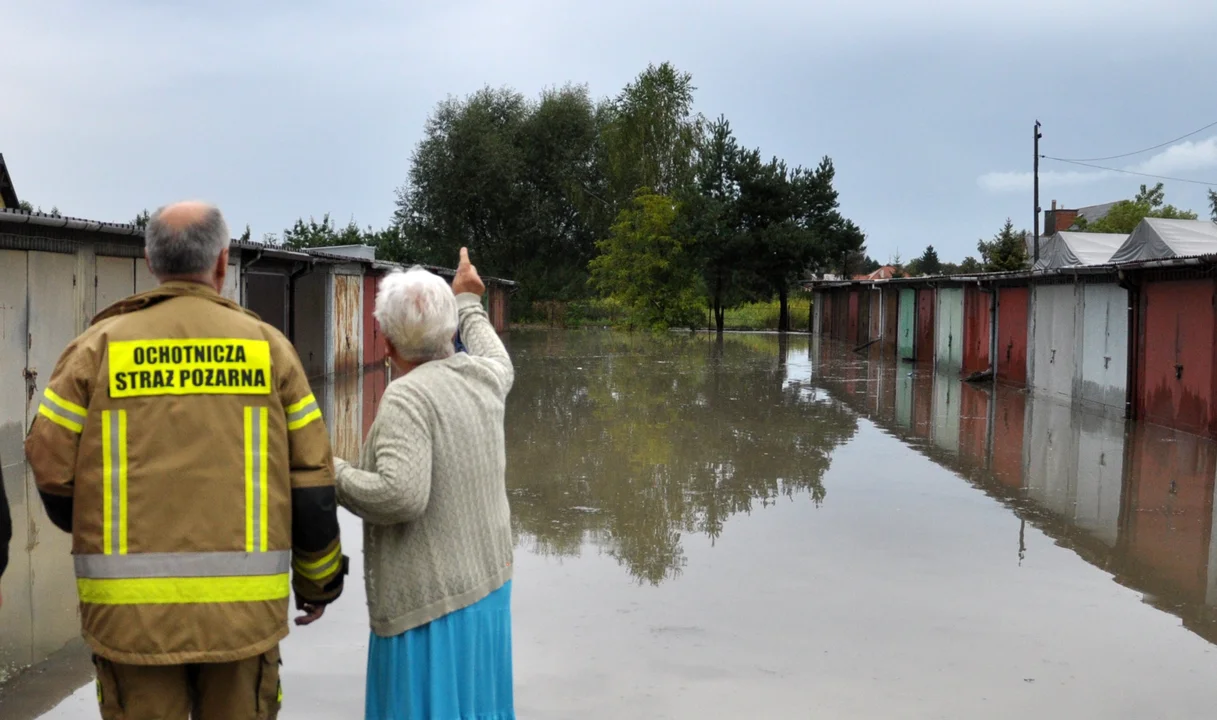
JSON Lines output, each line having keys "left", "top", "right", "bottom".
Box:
{"left": 16, "top": 330, "right": 1217, "bottom": 718}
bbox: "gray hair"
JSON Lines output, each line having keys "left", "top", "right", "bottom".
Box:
{"left": 374, "top": 266, "right": 458, "bottom": 361}
{"left": 145, "top": 204, "right": 230, "bottom": 276}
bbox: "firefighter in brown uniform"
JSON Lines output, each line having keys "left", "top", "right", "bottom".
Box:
{"left": 24, "top": 201, "right": 347, "bottom": 720}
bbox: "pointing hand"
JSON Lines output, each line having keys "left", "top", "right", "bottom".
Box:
{"left": 451, "top": 247, "right": 485, "bottom": 298}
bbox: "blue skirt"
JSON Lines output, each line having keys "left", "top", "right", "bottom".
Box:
{"left": 365, "top": 581, "right": 515, "bottom": 720}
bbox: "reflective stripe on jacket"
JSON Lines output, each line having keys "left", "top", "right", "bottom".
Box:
{"left": 25, "top": 281, "right": 345, "bottom": 665}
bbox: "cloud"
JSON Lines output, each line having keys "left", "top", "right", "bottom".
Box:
{"left": 978, "top": 134, "right": 1217, "bottom": 193}
{"left": 1134, "top": 136, "right": 1217, "bottom": 176}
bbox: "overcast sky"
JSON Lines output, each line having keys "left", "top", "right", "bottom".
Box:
{"left": 4, "top": 0, "right": 1217, "bottom": 263}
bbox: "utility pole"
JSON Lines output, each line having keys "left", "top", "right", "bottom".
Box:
{"left": 1033, "top": 120, "right": 1042, "bottom": 264}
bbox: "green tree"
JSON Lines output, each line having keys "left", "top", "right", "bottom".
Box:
{"left": 589, "top": 190, "right": 703, "bottom": 331}
{"left": 1073, "top": 183, "right": 1197, "bottom": 233}
{"left": 18, "top": 200, "right": 33, "bottom": 212}
{"left": 1207, "top": 189, "right": 1216, "bottom": 221}
{"left": 131, "top": 209, "right": 150, "bottom": 229}
{"left": 601, "top": 62, "right": 700, "bottom": 204}
{"left": 397, "top": 84, "right": 607, "bottom": 306}
{"left": 914, "top": 245, "right": 942, "bottom": 275}
{"left": 239, "top": 224, "right": 252, "bottom": 243}
{"left": 958, "top": 256, "right": 982, "bottom": 273}
{"left": 683, "top": 116, "right": 748, "bottom": 334}
{"left": 978, "top": 219, "right": 1029, "bottom": 272}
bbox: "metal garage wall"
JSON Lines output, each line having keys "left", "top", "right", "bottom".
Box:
{"left": 1078, "top": 284, "right": 1129, "bottom": 415}
{"left": 293, "top": 270, "right": 330, "bottom": 379}
{"left": 869, "top": 290, "right": 882, "bottom": 343}
{"left": 333, "top": 273, "right": 363, "bottom": 375}
{"left": 851, "top": 288, "right": 861, "bottom": 345}
{"left": 896, "top": 289, "right": 916, "bottom": 360}
{"left": 0, "top": 250, "right": 32, "bottom": 677}
{"left": 935, "top": 287, "right": 964, "bottom": 372}
{"left": 1074, "top": 412, "right": 1125, "bottom": 547}
{"left": 134, "top": 258, "right": 158, "bottom": 293}
{"left": 245, "top": 272, "right": 289, "bottom": 336}
{"left": 1030, "top": 283, "right": 1079, "bottom": 404}
{"left": 812, "top": 292, "right": 823, "bottom": 336}
{"left": 1136, "top": 279, "right": 1217, "bottom": 438}
{"left": 962, "top": 287, "right": 992, "bottom": 375}
{"left": 221, "top": 262, "right": 241, "bottom": 303}
{"left": 932, "top": 370, "right": 962, "bottom": 454}
{"left": 916, "top": 288, "right": 935, "bottom": 363}
{"left": 990, "top": 385, "right": 1026, "bottom": 491}
{"left": 882, "top": 289, "right": 899, "bottom": 353}
{"left": 996, "top": 287, "right": 1029, "bottom": 386}
{"left": 96, "top": 256, "right": 136, "bottom": 313}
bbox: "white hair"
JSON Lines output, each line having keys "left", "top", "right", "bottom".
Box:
{"left": 375, "top": 266, "right": 458, "bottom": 361}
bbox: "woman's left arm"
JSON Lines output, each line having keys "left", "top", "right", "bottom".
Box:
{"left": 334, "top": 388, "right": 433, "bottom": 525}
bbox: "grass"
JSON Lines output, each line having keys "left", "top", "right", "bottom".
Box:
{"left": 722, "top": 297, "right": 812, "bottom": 331}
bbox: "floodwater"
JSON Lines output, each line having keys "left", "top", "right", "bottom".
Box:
{"left": 16, "top": 330, "right": 1217, "bottom": 719}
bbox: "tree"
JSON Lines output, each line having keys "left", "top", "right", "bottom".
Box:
{"left": 601, "top": 62, "right": 701, "bottom": 204}
{"left": 131, "top": 209, "right": 150, "bottom": 229}
{"left": 396, "top": 83, "right": 607, "bottom": 307}
{"left": 589, "top": 190, "right": 703, "bottom": 331}
{"left": 978, "top": 219, "right": 1029, "bottom": 272}
{"left": 683, "top": 116, "right": 747, "bottom": 334}
{"left": 1208, "top": 189, "right": 1216, "bottom": 221}
{"left": 239, "top": 225, "right": 252, "bottom": 243}
{"left": 1073, "top": 182, "right": 1197, "bottom": 233}
{"left": 914, "top": 245, "right": 942, "bottom": 276}
{"left": 18, "top": 200, "right": 32, "bottom": 212}
{"left": 958, "top": 256, "right": 982, "bottom": 273}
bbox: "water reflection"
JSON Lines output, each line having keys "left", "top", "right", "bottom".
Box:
{"left": 810, "top": 338, "right": 1217, "bottom": 645}
{"left": 504, "top": 331, "right": 858, "bottom": 585}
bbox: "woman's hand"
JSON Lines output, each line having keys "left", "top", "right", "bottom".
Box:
{"left": 452, "top": 247, "right": 485, "bottom": 297}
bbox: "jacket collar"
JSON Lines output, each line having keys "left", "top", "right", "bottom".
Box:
{"left": 92, "top": 281, "right": 260, "bottom": 326}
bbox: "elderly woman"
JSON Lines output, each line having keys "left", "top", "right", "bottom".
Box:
{"left": 334, "top": 249, "right": 515, "bottom": 720}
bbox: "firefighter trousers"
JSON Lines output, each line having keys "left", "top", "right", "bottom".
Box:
{"left": 92, "top": 646, "right": 282, "bottom": 720}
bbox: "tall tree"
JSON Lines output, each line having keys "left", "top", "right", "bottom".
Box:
{"left": 589, "top": 190, "right": 703, "bottom": 331}
{"left": 683, "top": 116, "right": 746, "bottom": 334}
{"left": 978, "top": 219, "right": 1029, "bottom": 272}
{"left": 1208, "top": 189, "right": 1217, "bottom": 221}
{"left": 914, "top": 245, "right": 941, "bottom": 275}
{"left": 601, "top": 63, "right": 701, "bottom": 205}
{"left": 396, "top": 84, "right": 607, "bottom": 305}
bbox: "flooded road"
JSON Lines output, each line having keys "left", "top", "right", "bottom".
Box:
{"left": 20, "top": 330, "right": 1217, "bottom": 718}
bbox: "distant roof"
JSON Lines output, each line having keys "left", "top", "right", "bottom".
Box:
{"left": 0, "top": 154, "right": 19, "bottom": 208}
{"left": 854, "top": 265, "right": 897, "bottom": 281}
{"left": 1076, "top": 201, "right": 1119, "bottom": 225}
{"left": 1109, "top": 218, "right": 1217, "bottom": 264}
{"left": 1033, "top": 231, "right": 1127, "bottom": 271}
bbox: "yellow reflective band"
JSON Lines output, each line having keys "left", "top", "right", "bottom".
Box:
{"left": 259, "top": 407, "right": 268, "bottom": 553}
{"left": 244, "top": 407, "right": 254, "bottom": 553}
{"left": 45, "top": 387, "right": 87, "bottom": 416}
{"left": 77, "top": 573, "right": 290, "bottom": 605}
{"left": 118, "top": 411, "right": 129, "bottom": 555}
{"left": 101, "top": 410, "right": 129, "bottom": 556}
{"left": 293, "top": 545, "right": 342, "bottom": 580}
{"left": 108, "top": 338, "right": 272, "bottom": 398}
{"left": 286, "top": 394, "right": 317, "bottom": 414}
{"left": 38, "top": 403, "right": 83, "bottom": 433}
{"left": 277, "top": 681, "right": 283, "bottom": 704}
{"left": 287, "top": 408, "right": 322, "bottom": 431}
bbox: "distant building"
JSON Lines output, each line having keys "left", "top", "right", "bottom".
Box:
{"left": 0, "top": 153, "right": 19, "bottom": 209}
{"left": 854, "top": 265, "right": 898, "bottom": 281}
{"left": 1042, "top": 199, "right": 1119, "bottom": 235}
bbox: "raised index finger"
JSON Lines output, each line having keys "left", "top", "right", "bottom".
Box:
{"left": 459, "top": 247, "right": 470, "bottom": 267}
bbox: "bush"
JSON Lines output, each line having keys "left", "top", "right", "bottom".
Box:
{"left": 722, "top": 296, "right": 813, "bottom": 331}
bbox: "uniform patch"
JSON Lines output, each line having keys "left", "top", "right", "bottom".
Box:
{"left": 108, "top": 339, "right": 272, "bottom": 397}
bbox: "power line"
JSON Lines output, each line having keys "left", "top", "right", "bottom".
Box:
{"left": 1051, "top": 119, "right": 1217, "bottom": 162}
{"left": 1040, "top": 155, "right": 1217, "bottom": 187}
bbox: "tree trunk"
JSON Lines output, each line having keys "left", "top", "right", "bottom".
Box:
{"left": 778, "top": 286, "right": 790, "bottom": 333}
{"left": 715, "top": 305, "right": 725, "bottom": 335}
